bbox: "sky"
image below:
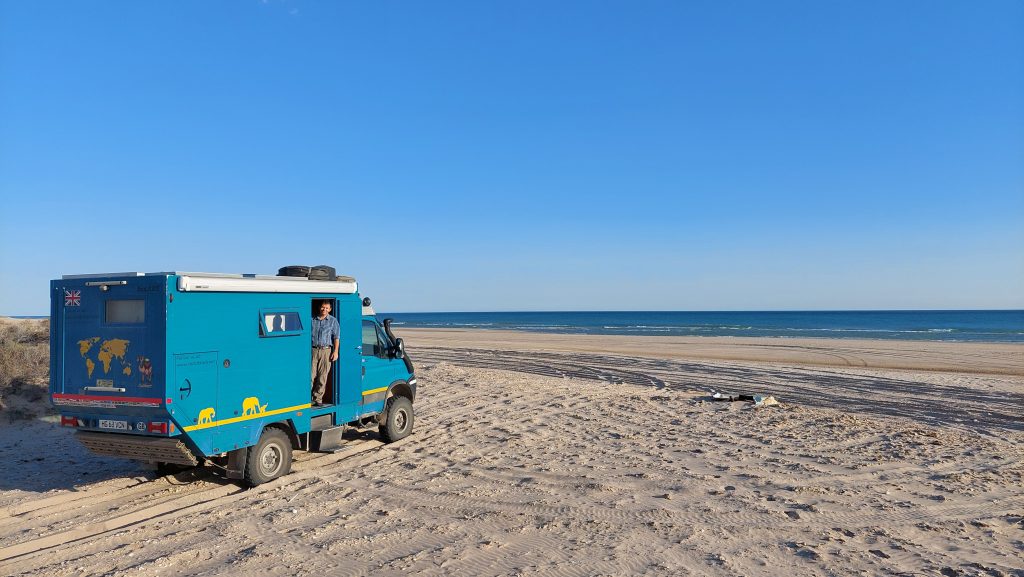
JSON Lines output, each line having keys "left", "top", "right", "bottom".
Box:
{"left": 1, "top": 0, "right": 1022, "bottom": 314}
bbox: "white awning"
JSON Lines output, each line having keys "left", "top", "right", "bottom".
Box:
{"left": 177, "top": 275, "right": 357, "bottom": 294}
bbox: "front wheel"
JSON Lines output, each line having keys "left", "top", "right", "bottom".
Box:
{"left": 379, "top": 396, "right": 414, "bottom": 443}
{"left": 244, "top": 428, "right": 292, "bottom": 486}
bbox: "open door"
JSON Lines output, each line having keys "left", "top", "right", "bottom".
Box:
{"left": 310, "top": 298, "right": 339, "bottom": 406}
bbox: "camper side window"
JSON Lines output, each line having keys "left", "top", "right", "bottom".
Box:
{"left": 259, "top": 311, "right": 303, "bottom": 337}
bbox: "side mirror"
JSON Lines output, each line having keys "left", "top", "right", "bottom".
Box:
{"left": 392, "top": 337, "right": 405, "bottom": 359}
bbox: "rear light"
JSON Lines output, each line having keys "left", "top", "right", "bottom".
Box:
{"left": 60, "top": 416, "right": 78, "bottom": 427}
{"left": 148, "top": 421, "right": 168, "bottom": 434}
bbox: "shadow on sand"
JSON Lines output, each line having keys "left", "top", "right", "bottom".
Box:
{"left": 0, "top": 419, "right": 388, "bottom": 494}
{"left": 0, "top": 419, "right": 152, "bottom": 493}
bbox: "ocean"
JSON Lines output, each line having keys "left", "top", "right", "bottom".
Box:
{"left": 13, "top": 311, "right": 1023, "bottom": 343}
{"left": 381, "top": 310, "right": 1024, "bottom": 343}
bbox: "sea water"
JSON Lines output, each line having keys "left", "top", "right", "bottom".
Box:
{"left": 381, "top": 310, "right": 1024, "bottom": 343}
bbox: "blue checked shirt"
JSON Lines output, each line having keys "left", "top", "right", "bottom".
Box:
{"left": 311, "top": 314, "right": 340, "bottom": 347}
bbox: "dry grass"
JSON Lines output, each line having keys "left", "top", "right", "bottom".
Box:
{"left": 0, "top": 318, "right": 52, "bottom": 420}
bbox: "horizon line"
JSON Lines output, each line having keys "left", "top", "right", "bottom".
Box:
{"left": 9, "top": 308, "right": 1024, "bottom": 318}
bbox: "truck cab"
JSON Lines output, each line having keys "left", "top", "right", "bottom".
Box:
{"left": 50, "top": 269, "right": 416, "bottom": 486}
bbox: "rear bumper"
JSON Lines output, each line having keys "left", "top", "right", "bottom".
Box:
{"left": 75, "top": 431, "right": 198, "bottom": 466}
{"left": 53, "top": 393, "right": 163, "bottom": 408}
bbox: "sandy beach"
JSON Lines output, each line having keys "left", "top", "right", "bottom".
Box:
{"left": 1, "top": 330, "right": 1022, "bottom": 576}
{"left": 400, "top": 328, "right": 1024, "bottom": 376}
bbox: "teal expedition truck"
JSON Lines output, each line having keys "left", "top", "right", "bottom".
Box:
{"left": 49, "top": 267, "right": 417, "bottom": 486}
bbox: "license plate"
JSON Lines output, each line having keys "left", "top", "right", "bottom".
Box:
{"left": 98, "top": 420, "right": 127, "bottom": 430}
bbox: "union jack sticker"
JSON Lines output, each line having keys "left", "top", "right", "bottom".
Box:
{"left": 64, "top": 289, "right": 81, "bottom": 306}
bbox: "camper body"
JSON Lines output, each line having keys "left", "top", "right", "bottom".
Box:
{"left": 49, "top": 271, "right": 416, "bottom": 485}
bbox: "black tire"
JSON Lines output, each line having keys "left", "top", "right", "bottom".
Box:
{"left": 379, "top": 396, "right": 414, "bottom": 443}
{"left": 307, "top": 265, "right": 336, "bottom": 281}
{"left": 277, "top": 265, "right": 310, "bottom": 277}
{"left": 244, "top": 428, "right": 292, "bottom": 486}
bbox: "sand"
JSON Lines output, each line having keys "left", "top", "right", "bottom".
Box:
{"left": 399, "top": 328, "right": 1024, "bottom": 376}
{"left": 1, "top": 331, "right": 1022, "bottom": 576}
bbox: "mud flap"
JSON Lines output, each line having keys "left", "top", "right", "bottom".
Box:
{"left": 309, "top": 425, "right": 346, "bottom": 453}
{"left": 226, "top": 448, "right": 248, "bottom": 480}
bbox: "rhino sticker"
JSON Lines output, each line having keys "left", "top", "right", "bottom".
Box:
{"left": 242, "top": 397, "right": 267, "bottom": 416}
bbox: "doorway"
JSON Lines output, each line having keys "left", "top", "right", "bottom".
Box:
{"left": 310, "top": 298, "right": 339, "bottom": 407}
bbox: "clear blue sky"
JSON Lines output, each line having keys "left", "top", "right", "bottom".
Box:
{"left": 1, "top": 1, "right": 1022, "bottom": 314}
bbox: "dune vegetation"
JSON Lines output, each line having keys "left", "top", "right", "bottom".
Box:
{"left": 0, "top": 318, "right": 51, "bottom": 420}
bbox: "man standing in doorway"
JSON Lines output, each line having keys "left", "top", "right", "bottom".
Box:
{"left": 311, "top": 300, "right": 339, "bottom": 407}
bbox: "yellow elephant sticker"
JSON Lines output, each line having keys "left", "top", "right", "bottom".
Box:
{"left": 242, "top": 397, "right": 267, "bottom": 416}
{"left": 197, "top": 407, "right": 216, "bottom": 424}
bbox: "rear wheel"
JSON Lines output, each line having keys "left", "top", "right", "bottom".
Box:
{"left": 244, "top": 428, "right": 292, "bottom": 486}
{"left": 379, "top": 396, "right": 414, "bottom": 443}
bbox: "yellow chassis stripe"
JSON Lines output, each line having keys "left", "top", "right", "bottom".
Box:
{"left": 182, "top": 403, "right": 311, "bottom": 432}
{"left": 362, "top": 387, "right": 388, "bottom": 396}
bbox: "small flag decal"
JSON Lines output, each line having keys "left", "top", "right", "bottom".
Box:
{"left": 64, "top": 289, "right": 81, "bottom": 307}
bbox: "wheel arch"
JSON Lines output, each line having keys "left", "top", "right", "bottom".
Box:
{"left": 386, "top": 379, "right": 415, "bottom": 403}
{"left": 265, "top": 419, "right": 301, "bottom": 450}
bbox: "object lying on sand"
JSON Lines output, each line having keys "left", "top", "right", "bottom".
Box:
{"left": 711, "top": 392, "right": 779, "bottom": 407}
